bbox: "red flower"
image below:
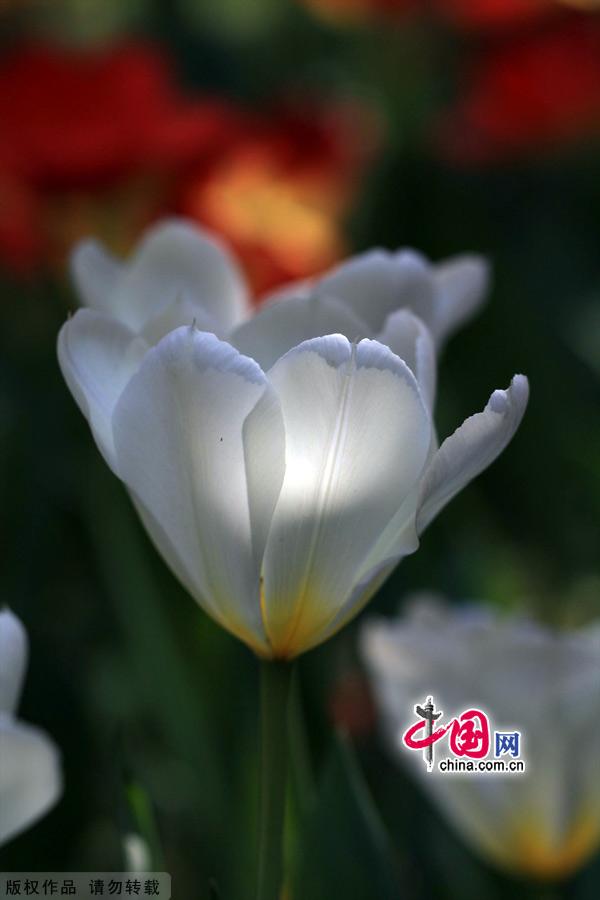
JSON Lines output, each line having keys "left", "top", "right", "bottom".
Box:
{"left": 0, "top": 41, "right": 236, "bottom": 186}
{"left": 433, "top": 0, "right": 553, "bottom": 31}
{"left": 0, "top": 42, "right": 378, "bottom": 293}
{"left": 0, "top": 41, "right": 238, "bottom": 271}
{"left": 437, "top": 18, "right": 600, "bottom": 163}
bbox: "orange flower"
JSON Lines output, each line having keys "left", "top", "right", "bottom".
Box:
{"left": 180, "top": 105, "right": 380, "bottom": 295}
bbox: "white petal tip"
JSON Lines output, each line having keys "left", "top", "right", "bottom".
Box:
{"left": 281, "top": 335, "right": 424, "bottom": 395}
{"left": 159, "top": 327, "right": 266, "bottom": 384}
{"left": 488, "top": 375, "right": 529, "bottom": 415}
{"left": 289, "top": 333, "right": 351, "bottom": 368}
{"left": 488, "top": 389, "right": 509, "bottom": 415}
{"left": 69, "top": 237, "right": 111, "bottom": 284}
{"left": 511, "top": 373, "right": 530, "bottom": 395}
{"left": 0, "top": 609, "right": 26, "bottom": 644}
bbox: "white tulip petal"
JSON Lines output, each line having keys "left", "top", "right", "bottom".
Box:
{"left": 0, "top": 611, "right": 27, "bottom": 715}
{"left": 311, "top": 554, "right": 399, "bottom": 653}
{"left": 242, "top": 386, "right": 286, "bottom": 571}
{"left": 128, "top": 493, "right": 210, "bottom": 611}
{"left": 261, "top": 335, "right": 431, "bottom": 658}
{"left": 317, "top": 250, "right": 436, "bottom": 334}
{"left": 57, "top": 310, "right": 148, "bottom": 471}
{"left": 230, "top": 292, "right": 369, "bottom": 371}
{"left": 416, "top": 374, "right": 529, "bottom": 533}
{"left": 377, "top": 309, "right": 437, "bottom": 410}
{"left": 0, "top": 716, "right": 62, "bottom": 847}
{"left": 348, "top": 483, "right": 423, "bottom": 579}
{"left": 352, "top": 433, "right": 440, "bottom": 573}
{"left": 131, "top": 387, "right": 284, "bottom": 647}
{"left": 70, "top": 239, "right": 123, "bottom": 315}
{"left": 433, "top": 255, "right": 489, "bottom": 345}
{"left": 112, "top": 328, "right": 279, "bottom": 655}
{"left": 114, "top": 219, "right": 249, "bottom": 334}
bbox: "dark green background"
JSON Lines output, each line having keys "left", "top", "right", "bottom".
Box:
{"left": 1, "top": 3, "right": 599, "bottom": 898}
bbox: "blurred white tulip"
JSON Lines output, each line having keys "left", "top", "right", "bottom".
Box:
{"left": 361, "top": 598, "right": 600, "bottom": 880}
{"left": 231, "top": 248, "right": 489, "bottom": 374}
{"left": 71, "top": 219, "right": 250, "bottom": 344}
{"left": 0, "top": 610, "right": 62, "bottom": 846}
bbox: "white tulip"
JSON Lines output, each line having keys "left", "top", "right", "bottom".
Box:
{"left": 361, "top": 598, "right": 600, "bottom": 880}
{"left": 59, "top": 309, "right": 527, "bottom": 658}
{"left": 0, "top": 610, "right": 62, "bottom": 846}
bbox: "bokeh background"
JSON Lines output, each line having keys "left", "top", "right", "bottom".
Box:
{"left": 1, "top": 1, "right": 600, "bottom": 898}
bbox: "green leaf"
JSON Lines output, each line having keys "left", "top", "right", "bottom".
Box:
{"left": 124, "top": 779, "right": 165, "bottom": 872}
{"left": 291, "top": 732, "right": 401, "bottom": 900}
{"left": 85, "top": 461, "right": 225, "bottom": 822}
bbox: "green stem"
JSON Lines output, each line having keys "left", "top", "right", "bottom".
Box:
{"left": 256, "top": 659, "right": 293, "bottom": 900}
{"left": 288, "top": 667, "right": 316, "bottom": 815}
